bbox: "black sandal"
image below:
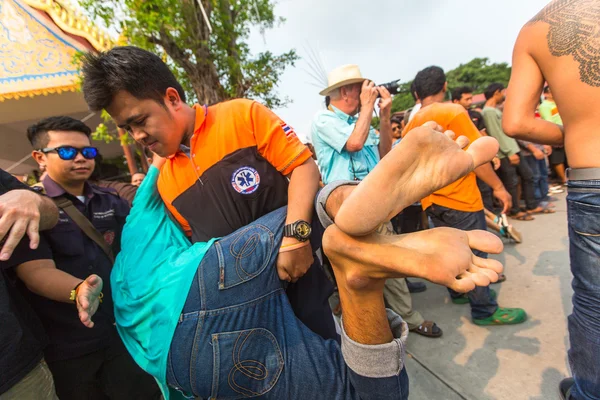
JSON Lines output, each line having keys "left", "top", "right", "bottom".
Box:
{"left": 410, "top": 321, "right": 443, "bottom": 338}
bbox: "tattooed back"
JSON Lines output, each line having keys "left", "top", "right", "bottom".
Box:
{"left": 515, "top": 0, "right": 600, "bottom": 167}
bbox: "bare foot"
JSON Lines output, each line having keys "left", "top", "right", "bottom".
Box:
{"left": 323, "top": 225, "right": 504, "bottom": 294}
{"left": 334, "top": 124, "right": 500, "bottom": 236}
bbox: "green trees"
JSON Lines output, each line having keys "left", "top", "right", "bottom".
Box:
{"left": 390, "top": 57, "right": 512, "bottom": 113}
{"left": 80, "top": 0, "right": 298, "bottom": 108}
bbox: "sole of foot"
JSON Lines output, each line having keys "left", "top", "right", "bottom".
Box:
{"left": 335, "top": 126, "right": 500, "bottom": 236}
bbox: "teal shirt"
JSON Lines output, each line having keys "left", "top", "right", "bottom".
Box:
{"left": 311, "top": 106, "right": 380, "bottom": 184}
{"left": 111, "top": 166, "right": 216, "bottom": 400}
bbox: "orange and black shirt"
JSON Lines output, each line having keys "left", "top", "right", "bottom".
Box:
{"left": 158, "top": 99, "right": 312, "bottom": 242}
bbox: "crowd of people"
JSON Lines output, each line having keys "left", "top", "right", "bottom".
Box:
{"left": 0, "top": 1, "right": 598, "bottom": 399}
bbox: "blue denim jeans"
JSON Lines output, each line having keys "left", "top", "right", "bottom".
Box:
{"left": 426, "top": 205, "right": 498, "bottom": 319}
{"left": 166, "top": 207, "right": 409, "bottom": 399}
{"left": 523, "top": 155, "right": 550, "bottom": 202}
{"left": 566, "top": 180, "right": 600, "bottom": 400}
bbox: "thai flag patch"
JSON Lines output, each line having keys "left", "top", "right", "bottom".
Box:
{"left": 280, "top": 122, "right": 297, "bottom": 139}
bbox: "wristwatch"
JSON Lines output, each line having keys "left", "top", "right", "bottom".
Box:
{"left": 284, "top": 220, "right": 312, "bottom": 242}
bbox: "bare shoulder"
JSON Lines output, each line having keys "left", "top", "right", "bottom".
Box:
{"left": 525, "top": 0, "right": 600, "bottom": 87}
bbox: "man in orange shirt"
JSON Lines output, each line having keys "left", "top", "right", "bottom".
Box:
{"left": 82, "top": 46, "right": 337, "bottom": 341}
{"left": 403, "top": 66, "right": 526, "bottom": 326}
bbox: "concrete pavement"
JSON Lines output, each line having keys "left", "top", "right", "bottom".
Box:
{"left": 406, "top": 192, "right": 572, "bottom": 400}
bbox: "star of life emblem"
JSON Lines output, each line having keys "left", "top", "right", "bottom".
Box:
{"left": 231, "top": 166, "right": 261, "bottom": 194}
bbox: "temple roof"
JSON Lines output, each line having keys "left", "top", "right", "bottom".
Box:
{"left": 0, "top": 0, "right": 113, "bottom": 102}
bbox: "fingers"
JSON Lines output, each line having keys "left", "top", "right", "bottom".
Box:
{"left": 26, "top": 219, "right": 40, "bottom": 250}
{"left": 465, "top": 230, "right": 504, "bottom": 254}
{"left": 0, "top": 219, "right": 27, "bottom": 261}
{"left": 466, "top": 136, "right": 500, "bottom": 169}
{"left": 277, "top": 268, "right": 292, "bottom": 283}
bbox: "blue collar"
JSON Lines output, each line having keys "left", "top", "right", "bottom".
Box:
{"left": 329, "top": 105, "right": 358, "bottom": 125}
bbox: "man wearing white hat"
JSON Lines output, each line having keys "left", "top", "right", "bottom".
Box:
{"left": 311, "top": 65, "right": 442, "bottom": 338}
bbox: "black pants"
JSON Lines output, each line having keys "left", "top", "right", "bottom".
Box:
{"left": 476, "top": 178, "right": 495, "bottom": 212}
{"left": 392, "top": 204, "right": 424, "bottom": 234}
{"left": 496, "top": 156, "right": 538, "bottom": 214}
{"left": 47, "top": 333, "right": 161, "bottom": 400}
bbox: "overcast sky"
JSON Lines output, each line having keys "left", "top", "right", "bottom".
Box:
{"left": 247, "top": 0, "right": 551, "bottom": 142}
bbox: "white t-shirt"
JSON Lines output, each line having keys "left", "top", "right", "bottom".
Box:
{"left": 408, "top": 103, "right": 422, "bottom": 122}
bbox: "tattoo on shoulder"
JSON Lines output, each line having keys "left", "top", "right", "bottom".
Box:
{"left": 528, "top": 0, "right": 600, "bottom": 87}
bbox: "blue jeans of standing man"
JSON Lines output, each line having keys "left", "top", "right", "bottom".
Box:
{"left": 566, "top": 179, "right": 600, "bottom": 400}
{"left": 166, "top": 207, "right": 409, "bottom": 399}
{"left": 523, "top": 155, "right": 550, "bottom": 202}
{"left": 426, "top": 205, "right": 498, "bottom": 319}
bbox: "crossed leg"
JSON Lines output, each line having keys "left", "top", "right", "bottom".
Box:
{"left": 319, "top": 123, "right": 504, "bottom": 346}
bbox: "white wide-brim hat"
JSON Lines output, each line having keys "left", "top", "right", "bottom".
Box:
{"left": 320, "top": 64, "right": 369, "bottom": 96}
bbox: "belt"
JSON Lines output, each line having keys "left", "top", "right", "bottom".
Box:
{"left": 566, "top": 168, "right": 600, "bottom": 181}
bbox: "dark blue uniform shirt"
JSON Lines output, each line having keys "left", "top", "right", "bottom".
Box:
{"left": 24, "top": 176, "right": 130, "bottom": 362}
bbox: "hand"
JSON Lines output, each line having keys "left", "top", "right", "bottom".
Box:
{"left": 0, "top": 190, "right": 44, "bottom": 261}
{"left": 508, "top": 154, "right": 520, "bottom": 166}
{"left": 276, "top": 239, "right": 314, "bottom": 283}
{"left": 359, "top": 80, "right": 378, "bottom": 111}
{"left": 532, "top": 148, "right": 545, "bottom": 160}
{"left": 492, "top": 187, "right": 512, "bottom": 214}
{"left": 76, "top": 274, "right": 103, "bottom": 328}
{"left": 492, "top": 157, "right": 501, "bottom": 170}
{"left": 377, "top": 86, "right": 392, "bottom": 115}
{"left": 544, "top": 145, "right": 553, "bottom": 156}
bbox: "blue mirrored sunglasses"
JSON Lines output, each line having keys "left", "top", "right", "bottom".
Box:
{"left": 40, "top": 146, "right": 98, "bottom": 160}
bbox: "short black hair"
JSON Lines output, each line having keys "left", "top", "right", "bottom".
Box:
{"left": 484, "top": 83, "right": 505, "bottom": 100}
{"left": 413, "top": 66, "right": 446, "bottom": 100}
{"left": 27, "top": 116, "right": 92, "bottom": 149}
{"left": 390, "top": 114, "right": 404, "bottom": 125}
{"left": 451, "top": 86, "right": 473, "bottom": 102}
{"left": 81, "top": 46, "right": 186, "bottom": 111}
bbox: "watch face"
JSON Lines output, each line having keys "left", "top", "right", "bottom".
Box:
{"left": 295, "top": 221, "right": 312, "bottom": 238}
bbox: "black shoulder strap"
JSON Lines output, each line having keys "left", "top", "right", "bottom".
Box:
{"left": 53, "top": 195, "right": 115, "bottom": 264}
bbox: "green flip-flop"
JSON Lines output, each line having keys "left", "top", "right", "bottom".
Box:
{"left": 473, "top": 307, "right": 527, "bottom": 326}
{"left": 452, "top": 289, "right": 497, "bottom": 305}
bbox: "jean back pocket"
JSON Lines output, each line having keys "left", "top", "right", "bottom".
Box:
{"left": 217, "top": 224, "right": 275, "bottom": 290}
{"left": 211, "top": 328, "right": 284, "bottom": 399}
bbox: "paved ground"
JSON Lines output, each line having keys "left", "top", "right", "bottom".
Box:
{"left": 405, "top": 192, "right": 572, "bottom": 400}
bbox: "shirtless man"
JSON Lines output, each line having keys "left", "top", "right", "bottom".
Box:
{"left": 503, "top": 1, "right": 600, "bottom": 398}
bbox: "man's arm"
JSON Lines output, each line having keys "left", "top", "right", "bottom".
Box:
{"left": 474, "top": 163, "right": 512, "bottom": 213}
{"left": 377, "top": 87, "right": 393, "bottom": 158}
{"left": 276, "top": 159, "right": 321, "bottom": 282}
{"left": 481, "top": 109, "right": 519, "bottom": 158}
{"left": 503, "top": 28, "right": 565, "bottom": 144}
{"left": 0, "top": 185, "right": 59, "bottom": 261}
{"left": 345, "top": 80, "right": 379, "bottom": 152}
{"left": 16, "top": 260, "right": 103, "bottom": 328}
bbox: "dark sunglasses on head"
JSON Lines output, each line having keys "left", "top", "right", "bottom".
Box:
{"left": 392, "top": 126, "right": 401, "bottom": 132}
{"left": 39, "top": 146, "right": 98, "bottom": 160}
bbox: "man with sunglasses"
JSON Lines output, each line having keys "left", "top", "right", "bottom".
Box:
{"left": 26, "top": 116, "right": 161, "bottom": 400}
